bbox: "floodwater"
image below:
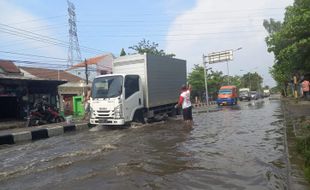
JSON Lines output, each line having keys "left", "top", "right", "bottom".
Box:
{"left": 0, "top": 99, "right": 309, "bottom": 190}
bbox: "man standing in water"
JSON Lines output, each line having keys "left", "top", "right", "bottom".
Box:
{"left": 83, "top": 86, "right": 91, "bottom": 121}
{"left": 177, "top": 84, "right": 193, "bottom": 126}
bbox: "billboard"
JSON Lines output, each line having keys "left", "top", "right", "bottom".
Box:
{"left": 208, "top": 50, "right": 233, "bottom": 64}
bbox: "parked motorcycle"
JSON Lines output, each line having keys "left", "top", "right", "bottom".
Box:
{"left": 25, "top": 104, "right": 65, "bottom": 127}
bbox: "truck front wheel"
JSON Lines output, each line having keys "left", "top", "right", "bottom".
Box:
{"left": 167, "top": 107, "right": 177, "bottom": 117}
{"left": 133, "top": 109, "right": 145, "bottom": 124}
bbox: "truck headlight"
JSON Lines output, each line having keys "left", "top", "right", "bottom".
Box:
{"left": 114, "top": 104, "right": 123, "bottom": 118}
{"left": 90, "top": 106, "right": 95, "bottom": 117}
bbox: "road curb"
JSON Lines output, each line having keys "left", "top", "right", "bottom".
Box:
{"left": 13, "top": 131, "right": 31, "bottom": 143}
{"left": 0, "top": 134, "right": 14, "bottom": 145}
{"left": 0, "top": 123, "right": 89, "bottom": 145}
{"left": 193, "top": 101, "right": 217, "bottom": 108}
{"left": 193, "top": 108, "right": 219, "bottom": 114}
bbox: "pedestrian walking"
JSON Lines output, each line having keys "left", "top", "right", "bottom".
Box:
{"left": 302, "top": 79, "right": 310, "bottom": 100}
{"left": 177, "top": 84, "right": 193, "bottom": 126}
{"left": 83, "top": 86, "right": 91, "bottom": 120}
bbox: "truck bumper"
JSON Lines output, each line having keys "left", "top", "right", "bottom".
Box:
{"left": 90, "top": 118, "right": 125, "bottom": 125}
{"left": 217, "top": 98, "right": 236, "bottom": 105}
{"left": 239, "top": 96, "right": 250, "bottom": 101}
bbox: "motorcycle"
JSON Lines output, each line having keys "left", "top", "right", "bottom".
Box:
{"left": 25, "top": 104, "right": 65, "bottom": 127}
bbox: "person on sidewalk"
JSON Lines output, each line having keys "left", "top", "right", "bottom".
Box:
{"left": 302, "top": 79, "right": 310, "bottom": 100}
{"left": 83, "top": 87, "right": 91, "bottom": 120}
{"left": 177, "top": 84, "right": 193, "bottom": 127}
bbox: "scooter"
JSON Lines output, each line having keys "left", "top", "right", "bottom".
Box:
{"left": 46, "top": 105, "right": 65, "bottom": 123}
{"left": 25, "top": 105, "right": 65, "bottom": 127}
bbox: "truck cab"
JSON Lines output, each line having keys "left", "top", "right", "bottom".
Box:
{"left": 90, "top": 74, "right": 144, "bottom": 125}
{"left": 217, "top": 86, "right": 238, "bottom": 106}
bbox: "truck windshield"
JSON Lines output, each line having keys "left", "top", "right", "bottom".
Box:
{"left": 219, "top": 89, "right": 232, "bottom": 94}
{"left": 92, "top": 76, "right": 123, "bottom": 98}
{"left": 240, "top": 91, "right": 248, "bottom": 95}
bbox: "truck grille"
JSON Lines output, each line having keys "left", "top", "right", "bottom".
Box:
{"left": 96, "top": 110, "right": 114, "bottom": 119}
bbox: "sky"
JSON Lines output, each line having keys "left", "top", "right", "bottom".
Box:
{"left": 0, "top": 0, "right": 294, "bottom": 87}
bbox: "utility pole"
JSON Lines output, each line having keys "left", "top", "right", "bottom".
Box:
{"left": 85, "top": 59, "right": 88, "bottom": 85}
{"left": 203, "top": 54, "right": 209, "bottom": 108}
{"left": 226, "top": 61, "right": 230, "bottom": 84}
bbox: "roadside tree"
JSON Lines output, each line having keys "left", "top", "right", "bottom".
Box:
{"left": 240, "top": 72, "right": 263, "bottom": 91}
{"left": 187, "top": 65, "right": 226, "bottom": 101}
{"left": 120, "top": 48, "right": 127, "bottom": 56}
{"left": 264, "top": 0, "right": 310, "bottom": 95}
{"left": 129, "top": 39, "right": 175, "bottom": 57}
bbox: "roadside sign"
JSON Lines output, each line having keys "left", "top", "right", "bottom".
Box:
{"left": 208, "top": 50, "right": 233, "bottom": 64}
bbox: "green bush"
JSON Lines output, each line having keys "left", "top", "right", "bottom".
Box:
{"left": 305, "top": 167, "right": 310, "bottom": 181}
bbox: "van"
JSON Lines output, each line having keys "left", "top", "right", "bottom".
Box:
{"left": 217, "top": 86, "right": 238, "bottom": 105}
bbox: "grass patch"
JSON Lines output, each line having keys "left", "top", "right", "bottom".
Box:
{"left": 296, "top": 135, "right": 310, "bottom": 181}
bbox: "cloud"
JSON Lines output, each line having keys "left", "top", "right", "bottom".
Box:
{"left": 165, "top": 0, "right": 294, "bottom": 86}
{"left": 0, "top": 0, "right": 66, "bottom": 63}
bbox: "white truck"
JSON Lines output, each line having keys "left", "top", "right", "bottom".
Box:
{"left": 263, "top": 89, "right": 270, "bottom": 97}
{"left": 89, "top": 53, "right": 187, "bottom": 126}
{"left": 239, "top": 88, "right": 251, "bottom": 101}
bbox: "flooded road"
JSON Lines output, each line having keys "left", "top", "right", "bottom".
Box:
{"left": 0, "top": 99, "right": 308, "bottom": 189}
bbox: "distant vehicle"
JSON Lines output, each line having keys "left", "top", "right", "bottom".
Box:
{"left": 263, "top": 89, "right": 270, "bottom": 97}
{"left": 217, "top": 86, "right": 238, "bottom": 106}
{"left": 250, "top": 91, "right": 258, "bottom": 100}
{"left": 239, "top": 88, "right": 250, "bottom": 101}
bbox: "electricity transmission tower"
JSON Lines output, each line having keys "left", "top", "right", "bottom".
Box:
{"left": 67, "top": 0, "right": 82, "bottom": 67}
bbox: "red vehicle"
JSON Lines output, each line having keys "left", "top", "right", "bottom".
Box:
{"left": 217, "top": 86, "right": 238, "bottom": 106}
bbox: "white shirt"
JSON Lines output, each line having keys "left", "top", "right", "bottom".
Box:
{"left": 181, "top": 90, "right": 191, "bottom": 109}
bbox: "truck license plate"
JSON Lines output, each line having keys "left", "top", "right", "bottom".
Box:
{"left": 99, "top": 119, "right": 107, "bottom": 123}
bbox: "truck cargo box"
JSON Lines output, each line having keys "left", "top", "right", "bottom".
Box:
{"left": 113, "top": 53, "right": 186, "bottom": 108}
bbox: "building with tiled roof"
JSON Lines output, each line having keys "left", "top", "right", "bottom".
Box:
{"left": 0, "top": 60, "right": 69, "bottom": 121}
{"left": 66, "top": 53, "right": 114, "bottom": 82}
{"left": 19, "top": 66, "right": 87, "bottom": 116}
{"left": 0, "top": 60, "right": 21, "bottom": 74}
{"left": 20, "top": 66, "right": 82, "bottom": 82}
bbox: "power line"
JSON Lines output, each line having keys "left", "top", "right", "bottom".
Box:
{"left": 80, "top": 7, "right": 286, "bottom": 18}
{"left": 76, "top": 16, "right": 283, "bottom": 29}
{"left": 0, "top": 23, "right": 104, "bottom": 54}
{"left": 78, "top": 13, "right": 282, "bottom": 24}
{"left": 7, "top": 15, "right": 66, "bottom": 25}
{"left": 0, "top": 27, "right": 71, "bottom": 51}
{"left": 0, "top": 50, "right": 76, "bottom": 61}
{"left": 0, "top": 27, "right": 101, "bottom": 55}
{"left": 25, "top": 23, "right": 68, "bottom": 31}
{"left": 4, "top": 44, "right": 66, "bottom": 52}
{"left": 8, "top": 59, "right": 68, "bottom": 68}
{"left": 77, "top": 29, "right": 265, "bottom": 38}
{"left": 0, "top": 56, "right": 69, "bottom": 64}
